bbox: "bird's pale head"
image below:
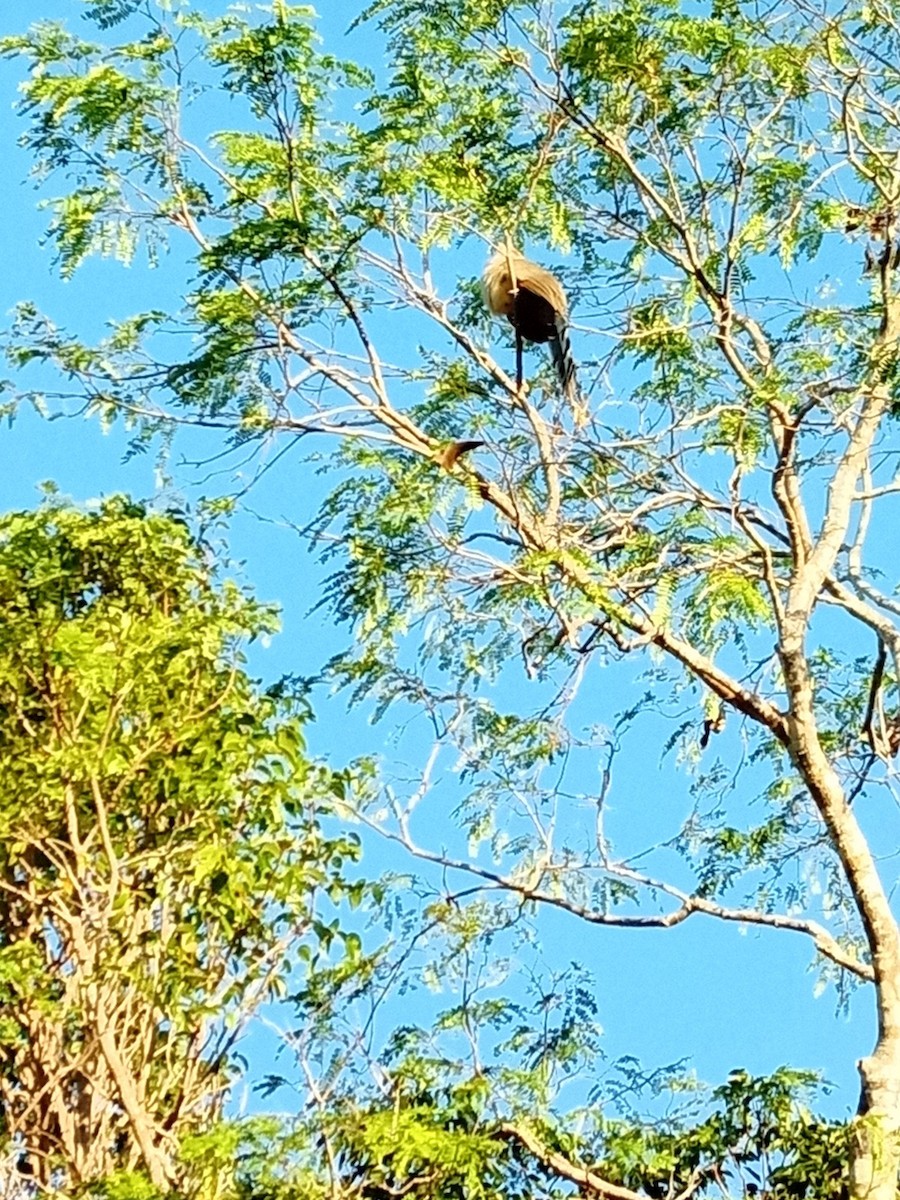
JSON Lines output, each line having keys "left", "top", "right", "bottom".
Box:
{"left": 482, "top": 249, "right": 526, "bottom": 317}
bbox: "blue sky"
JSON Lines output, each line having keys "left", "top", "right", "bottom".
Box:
{"left": 0, "top": 0, "right": 876, "bottom": 1122}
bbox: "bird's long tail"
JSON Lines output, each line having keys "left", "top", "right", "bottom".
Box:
{"left": 549, "top": 313, "right": 578, "bottom": 404}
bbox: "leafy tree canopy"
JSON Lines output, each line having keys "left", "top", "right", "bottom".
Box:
{"left": 3, "top": 0, "right": 900, "bottom": 1195}
{"left": 0, "top": 494, "right": 360, "bottom": 1194}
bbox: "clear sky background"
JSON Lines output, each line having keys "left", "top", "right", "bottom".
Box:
{"left": 0, "top": 0, "right": 876, "bottom": 1122}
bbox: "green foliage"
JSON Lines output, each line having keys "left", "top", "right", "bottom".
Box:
{"left": 244, "top": 1007, "right": 850, "bottom": 1200}
{"left": 0, "top": 496, "right": 360, "bottom": 1193}
{"left": 582, "top": 1068, "right": 848, "bottom": 1199}
{"left": 335, "top": 1104, "right": 503, "bottom": 1200}
{"left": 686, "top": 565, "right": 772, "bottom": 652}
{"left": 5, "top": 0, "right": 900, "bottom": 1196}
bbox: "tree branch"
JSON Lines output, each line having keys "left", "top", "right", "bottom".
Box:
{"left": 497, "top": 1122, "right": 705, "bottom": 1200}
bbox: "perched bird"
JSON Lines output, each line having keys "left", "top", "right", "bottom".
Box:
{"left": 482, "top": 248, "right": 578, "bottom": 402}
{"left": 435, "top": 439, "right": 485, "bottom": 470}
{"left": 700, "top": 702, "right": 726, "bottom": 749}
{"left": 845, "top": 204, "right": 896, "bottom": 236}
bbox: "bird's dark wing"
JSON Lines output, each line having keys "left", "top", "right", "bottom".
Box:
{"left": 510, "top": 286, "right": 558, "bottom": 344}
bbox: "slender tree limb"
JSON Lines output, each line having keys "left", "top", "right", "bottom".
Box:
{"left": 497, "top": 1122, "right": 705, "bottom": 1200}
{"left": 362, "top": 816, "right": 872, "bottom": 980}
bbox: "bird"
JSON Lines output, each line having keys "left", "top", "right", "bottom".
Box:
{"left": 482, "top": 248, "right": 578, "bottom": 403}
{"left": 435, "top": 439, "right": 485, "bottom": 470}
{"left": 700, "top": 702, "right": 726, "bottom": 749}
